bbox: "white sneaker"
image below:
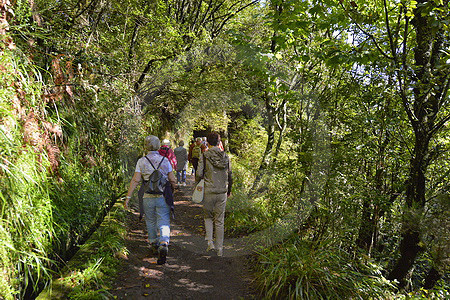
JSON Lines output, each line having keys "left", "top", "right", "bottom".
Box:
{"left": 217, "top": 248, "right": 223, "bottom": 257}
{"left": 206, "top": 241, "right": 215, "bottom": 251}
{"left": 182, "top": 182, "right": 186, "bottom": 186}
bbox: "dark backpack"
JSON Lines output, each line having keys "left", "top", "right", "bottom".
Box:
{"left": 144, "top": 156, "right": 167, "bottom": 194}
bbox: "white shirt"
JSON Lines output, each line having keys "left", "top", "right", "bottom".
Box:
{"left": 135, "top": 151, "right": 172, "bottom": 181}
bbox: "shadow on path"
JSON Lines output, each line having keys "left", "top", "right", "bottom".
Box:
{"left": 110, "top": 175, "right": 256, "bottom": 299}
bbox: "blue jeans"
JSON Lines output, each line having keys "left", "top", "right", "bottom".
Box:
{"left": 142, "top": 195, "right": 170, "bottom": 245}
{"left": 176, "top": 170, "right": 186, "bottom": 183}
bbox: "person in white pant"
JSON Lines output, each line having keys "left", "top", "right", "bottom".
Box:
{"left": 196, "top": 132, "right": 232, "bottom": 256}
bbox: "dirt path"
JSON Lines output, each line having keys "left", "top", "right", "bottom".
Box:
{"left": 110, "top": 175, "right": 257, "bottom": 299}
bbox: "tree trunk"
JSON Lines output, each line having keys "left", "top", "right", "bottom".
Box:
{"left": 356, "top": 197, "right": 376, "bottom": 252}
{"left": 128, "top": 21, "right": 141, "bottom": 62}
{"left": 388, "top": 131, "right": 428, "bottom": 285}
{"left": 273, "top": 99, "right": 287, "bottom": 163}
{"left": 357, "top": 114, "right": 390, "bottom": 253}
{"left": 248, "top": 1, "right": 283, "bottom": 195}
{"left": 388, "top": 0, "right": 447, "bottom": 285}
{"left": 249, "top": 91, "right": 275, "bottom": 194}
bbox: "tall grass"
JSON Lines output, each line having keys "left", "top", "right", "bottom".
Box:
{"left": 254, "top": 239, "right": 393, "bottom": 299}
{"left": 1, "top": 50, "right": 55, "bottom": 299}
{"left": 1, "top": 39, "right": 136, "bottom": 299}
{"left": 37, "top": 202, "right": 128, "bottom": 300}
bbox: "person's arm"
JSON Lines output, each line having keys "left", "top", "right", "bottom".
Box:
{"left": 168, "top": 171, "right": 176, "bottom": 190}
{"left": 196, "top": 154, "right": 204, "bottom": 183}
{"left": 125, "top": 172, "right": 141, "bottom": 209}
{"left": 188, "top": 144, "right": 193, "bottom": 162}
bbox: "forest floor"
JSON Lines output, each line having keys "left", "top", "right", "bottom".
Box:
{"left": 110, "top": 174, "right": 258, "bottom": 299}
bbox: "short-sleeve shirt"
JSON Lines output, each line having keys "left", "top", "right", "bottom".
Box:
{"left": 135, "top": 151, "right": 172, "bottom": 181}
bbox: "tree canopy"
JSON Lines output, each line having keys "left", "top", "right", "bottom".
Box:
{"left": 1, "top": 0, "right": 449, "bottom": 298}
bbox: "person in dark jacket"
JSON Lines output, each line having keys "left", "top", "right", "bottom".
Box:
{"left": 173, "top": 140, "right": 188, "bottom": 186}
{"left": 196, "top": 132, "right": 232, "bottom": 257}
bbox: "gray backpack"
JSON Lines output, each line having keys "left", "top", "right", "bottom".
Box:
{"left": 144, "top": 156, "right": 167, "bottom": 194}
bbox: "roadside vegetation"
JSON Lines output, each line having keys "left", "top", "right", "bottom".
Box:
{"left": 1, "top": 0, "right": 448, "bottom": 299}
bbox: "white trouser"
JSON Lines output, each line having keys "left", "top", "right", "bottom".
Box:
{"left": 203, "top": 193, "right": 227, "bottom": 249}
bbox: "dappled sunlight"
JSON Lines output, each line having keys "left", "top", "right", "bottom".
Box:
{"left": 175, "top": 278, "right": 214, "bottom": 291}
{"left": 3, "top": 0, "right": 447, "bottom": 298}
{"left": 138, "top": 266, "right": 163, "bottom": 279}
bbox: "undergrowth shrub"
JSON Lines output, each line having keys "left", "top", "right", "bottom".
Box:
{"left": 62, "top": 204, "right": 127, "bottom": 300}
{"left": 254, "top": 239, "right": 393, "bottom": 299}
{"left": 225, "top": 192, "right": 273, "bottom": 237}
{"left": 38, "top": 202, "right": 127, "bottom": 300}
{"left": 225, "top": 155, "right": 274, "bottom": 236}
{"left": 1, "top": 49, "right": 55, "bottom": 299}
{"left": 50, "top": 160, "right": 111, "bottom": 253}
{"left": 1, "top": 28, "right": 136, "bottom": 299}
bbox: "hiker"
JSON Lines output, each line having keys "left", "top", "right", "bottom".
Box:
{"left": 173, "top": 140, "right": 188, "bottom": 186}
{"left": 196, "top": 132, "right": 232, "bottom": 257}
{"left": 189, "top": 137, "right": 206, "bottom": 174}
{"left": 159, "top": 139, "right": 177, "bottom": 170}
{"left": 125, "top": 135, "right": 176, "bottom": 264}
{"left": 188, "top": 138, "right": 196, "bottom": 175}
{"left": 202, "top": 136, "right": 208, "bottom": 147}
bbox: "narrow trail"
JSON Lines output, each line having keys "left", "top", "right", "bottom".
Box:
{"left": 110, "top": 175, "right": 257, "bottom": 299}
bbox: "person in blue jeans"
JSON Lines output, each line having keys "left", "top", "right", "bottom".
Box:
{"left": 125, "top": 135, "right": 176, "bottom": 264}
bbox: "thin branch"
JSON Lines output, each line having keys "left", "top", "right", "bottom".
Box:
{"left": 339, "top": 2, "right": 394, "bottom": 60}
{"left": 212, "top": 0, "right": 259, "bottom": 37}
{"left": 384, "top": 0, "right": 397, "bottom": 61}
{"left": 134, "top": 55, "right": 175, "bottom": 91}
{"left": 197, "top": 0, "right": 214, "bottom": 35}
{"left": 430, "top": 113, "right": 450, "bottom": 137}
{"left": 71, "top": 0, "right": 99, "bottom": 22}
{"left": 191, "top": 0, "right": 203, "bottom": 31}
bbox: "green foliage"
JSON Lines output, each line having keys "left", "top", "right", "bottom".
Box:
{"left": 229, "top": 117, "right": 266, "bottom": 168}
{"left": 2, "top": 0, "right": 448, "bottom": 298}
{"left": 255, "top": 239, "right": 394, "bottom": 299}
{"left": 225, "top": 119, "right": 273, "bottom": 236}
{"left": 50, "top": 160, "right": 109, "bottom": 247}
{"left": 38, "top": 202, "right": 127, "bottom": 300}
{"left": 392, "top": 287, "right": 450, "bottom": 300}
{"left": 61, "top": 205, "right": 127, "bottom": 300}
{"left": 1, "top": 2, "right": 140, "bottom": 298}
{"left": 1, "top": 48, "right": 54, "bottom": 299}
{"left": 225, "top": 190, "right": 273, "bottom": 237}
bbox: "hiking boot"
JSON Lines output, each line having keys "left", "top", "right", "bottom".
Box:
{"left": 216, "top": 247, "right": 223, "bottom": 257}
{"left": 157, "top": 243, "right": 168, "bottom": 265}
{"left": 150, "top": 242, "right": 159, "bottom": 255}
{"left": 206, "top": 240, "right": 215, "bottom": 252}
